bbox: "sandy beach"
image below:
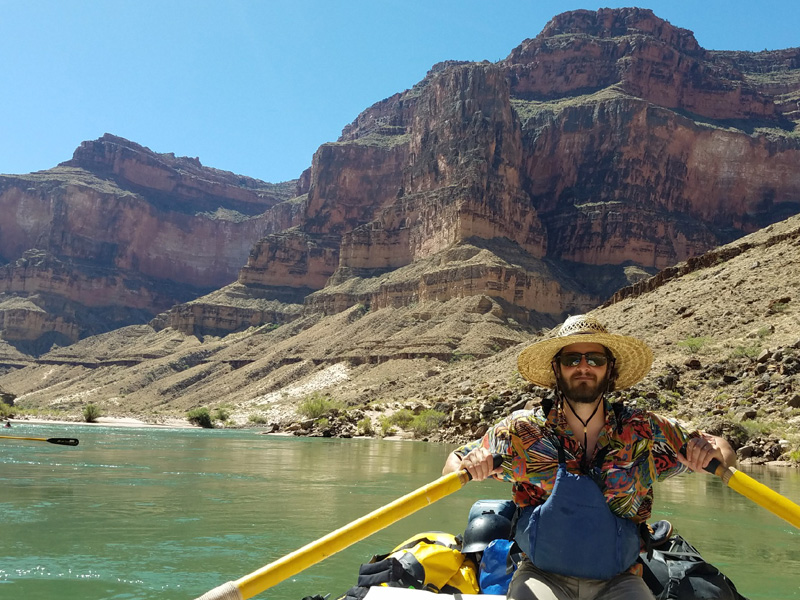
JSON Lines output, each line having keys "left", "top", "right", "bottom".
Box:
{"left": 5, "top": 416, "right": 196, "bottom": 429}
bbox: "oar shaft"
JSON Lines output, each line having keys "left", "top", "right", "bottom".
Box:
{"left": 726, "top": 468, "right": 800, "bottom": 529}
{"left": 195, "top": 469, "right": 471, "bottom": 600}
{"left": 705, "top": 457, "right": 800, "bottom": 529}
{"left": 237, "top": 469, "right": 470, "bottom": 599}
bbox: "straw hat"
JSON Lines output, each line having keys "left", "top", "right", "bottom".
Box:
{"left": 517, "top": 315, "right": 653, "bottom": 390}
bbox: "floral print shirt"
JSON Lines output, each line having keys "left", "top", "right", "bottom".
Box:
{"left": 454, "top": 400, "right": 698, "bottom": 523}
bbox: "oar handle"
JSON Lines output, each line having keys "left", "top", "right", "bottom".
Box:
{"left": 679, "top": 444, "right": 722, "bottom": 471}
{"left": 464, "top": 453, "right": 504, "bottom": 481}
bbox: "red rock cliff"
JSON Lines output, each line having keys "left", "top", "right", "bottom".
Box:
{"left": 0, "top": 135, "right": 303, "bottom": 345}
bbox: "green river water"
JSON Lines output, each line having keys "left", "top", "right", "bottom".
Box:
{"left": 1, "top": 423, "right": 798, "bottom": 600}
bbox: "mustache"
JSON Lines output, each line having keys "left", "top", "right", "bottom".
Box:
{"left": 570, "top": 374, "right": 597, "bottom": 382}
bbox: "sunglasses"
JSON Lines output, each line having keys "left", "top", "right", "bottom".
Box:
{"left": 556, "top": 352, "right": 609, "bottom": 367}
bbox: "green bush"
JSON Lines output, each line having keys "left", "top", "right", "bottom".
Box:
{"left": 379, "top": 416, "right": 396, "bottom": 437}
{"left": 677, "top": 336, "right": 710, "bottom": 354}
{"left": 731, "top": 344, "right": 762, "bottom": 359}
{"left": 357, "top": 417, "right": 373, "bottom": 436}
{"left": 409, "top": 410, "right": 446, "bottom": 436}
{"left": 187, "top": 407, "right": 213, "bottom": 428}
{"left": 248, "top": 413, "right": 268, "bottom": 425}
{"left": 83, "top": 404, "right": 101, "bottom": 423}
{"left": 316, "top": 417, "right": 330, "bottom": 429}
{"left": 298, "top": 393, "right": 339, "bottom": 419}
{"left": 389, "top": 408, "right": 414, "bottom": 428}
{"left": 213, "top": 407, "right": 230, "bottom": 422}
{"left": 0, "top": 402, "right": 14, "bottom": 419}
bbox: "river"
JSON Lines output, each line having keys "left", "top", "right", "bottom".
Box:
{"left": 1, "top": 423, "right": 798, "bottom": 600}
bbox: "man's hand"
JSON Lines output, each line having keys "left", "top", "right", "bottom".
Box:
{"left": 459, "top": 446, "right": 503, "bottom": 481}
{"left": 678, "top": 433, "right": 736, "bottom": 473}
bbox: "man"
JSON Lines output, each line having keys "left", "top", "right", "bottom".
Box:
{"left": 443, "top": 315, "right": 736, "bottom": 600}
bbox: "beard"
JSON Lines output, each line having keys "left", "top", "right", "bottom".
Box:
{"left": 557, "top": 371, "right": 611, "bottom": 404}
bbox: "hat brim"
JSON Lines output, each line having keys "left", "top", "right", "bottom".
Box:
{"left": 517, "top": 331, "right": 653, "bottom": 390}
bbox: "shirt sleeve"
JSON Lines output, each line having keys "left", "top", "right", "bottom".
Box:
{"left": 452, "top": 415, "right": 516, "bottom": 482}
{"left": 649, "top": 412, "right": 699, "bottom": 481}
{"left": 452, "top": 437, "right": 483, "bottom": 459}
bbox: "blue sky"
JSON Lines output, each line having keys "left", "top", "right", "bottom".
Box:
{"left": 1, "top": 1, "right": 798, "bottom": 184}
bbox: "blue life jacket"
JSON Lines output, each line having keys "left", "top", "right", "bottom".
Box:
{"left": 514, "top": 442, "right": 641, "bottom": 580}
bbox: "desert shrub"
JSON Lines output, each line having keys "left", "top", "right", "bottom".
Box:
{"left": 0, "top": 403, "right": 13, "bottom": 419}
{"left": 357, "top": 417, "right": 373, "bottom": 436}
{"left": 769, "top": 301, "right": 790, "bottom": 313}
{"left": 315, "top": 417, "right": 330, "bottom": 429}
{"left": 83, "top": 404, "right": 101, "bottom": 423}
{"left": 248, "top": 413, "right": 268, "bottom": 424}
{"left": 731, "top": 344, "right": 762, "bottom": 359}
{"left": 409, "top": 410, "right": 446, "bottom": 436}
{"left": 187, "top": 407, "right": 213, "bottom": 428}
{"left": 450, "top": 350, "right": 475, "bottom": 362}
{"left": 740, "top": 418, "right": 776, "bottom": 438}
{"left": 677, "top": 336, "right": 710, "bottom": 354}
{"left": 298, "top": 393, "right": 339, "bottom": 419}
{"left": 379, "top": 416, "right": 396, "bottom": 437}
{"left": 388, "top": 408, "right": 414, "bottom": 428}
{"left": 756, "top": 326, "right": 773, "bottom": 339}
{"left": 212, "top": 407, "right": 230, "bottom": 422}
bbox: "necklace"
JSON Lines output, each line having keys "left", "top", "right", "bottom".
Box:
{"left": 564, "top": 396, "right": 603, "bottom": 470}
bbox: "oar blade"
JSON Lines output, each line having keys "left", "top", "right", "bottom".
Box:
{"left": 47, "top": 438, "right": 80, "bottom": 446}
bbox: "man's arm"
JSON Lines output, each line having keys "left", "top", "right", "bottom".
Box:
{"left": 442, "top": 451, "right": 463, "bottom": 475}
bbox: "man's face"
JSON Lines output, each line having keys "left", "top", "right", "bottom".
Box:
{"left": 554, "top": 342, "right": 610, "bottom": 404}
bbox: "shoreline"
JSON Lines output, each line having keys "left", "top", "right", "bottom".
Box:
{"left": 4, "top": 418, "right": 796, "bottom": 467}
{"left": 5, "top": 416, "right": 196, "bottom": 429}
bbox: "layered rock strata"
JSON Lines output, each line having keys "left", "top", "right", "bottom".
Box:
{"left": 5, "top": 8, "right": 800, "bottom": 344}
{"left": 222, "top": 8, "right": 799, "bottom": 331}
{"left": 0, "top": 135, "right": 302, "bottom": 346}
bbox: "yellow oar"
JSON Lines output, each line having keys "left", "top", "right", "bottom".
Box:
{"left": 704, "top": 457, "right": 800, "bottom": 529}
{"left": 0, "top": 435, "right": 79, "bottom": 446}
{"left": 194, "top": 458, "right": 500, "bottom": 600}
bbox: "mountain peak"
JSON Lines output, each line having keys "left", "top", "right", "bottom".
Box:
{"left": 536, "top": 7, "right": 701, "bottom": 53}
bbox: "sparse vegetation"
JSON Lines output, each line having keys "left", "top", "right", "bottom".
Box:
{"left": 187, "top": 407, "right": 213, "bottom": 428}
{"left": 677, "top": 336, "right": 711, "bottom": 354}
{"left": 409, "top": 410, "right": 446, "bottom": 436}
{"left": 357, "top": 417, "right": 373, "bottom": 436}
{"left": 248, "top": 413, "right": 268, "bottom": 425}
{"left": 730, "top": 343, "right": 762, "bottom": 359}
{"left": 756, "top": 326, "right": 773, "bottom": 339}
{"left": 769, "top": 300, "right": 790, "bottom": 313}
{"left": 387, "top": 408, "right": 414, "bottom": 428}
{"left": 0, "top": 402, "right": 14, "bottom": 419}
{"left": 298, "top": 393, "right": 341, "bottom": 419}
{"left": 450, "top": 350, "right": 475, "bottom": 362}
{"left": 379, "top": 416, "right": 396, "bottom": 437}
{"left": 740, "top": 417, "right": 779, "bottom": 439}
{"left": 82, "top": 404, "right": 101, "bottom": 423}
{"left": 212, "top": 406, "right": 230, "bottom": 423}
